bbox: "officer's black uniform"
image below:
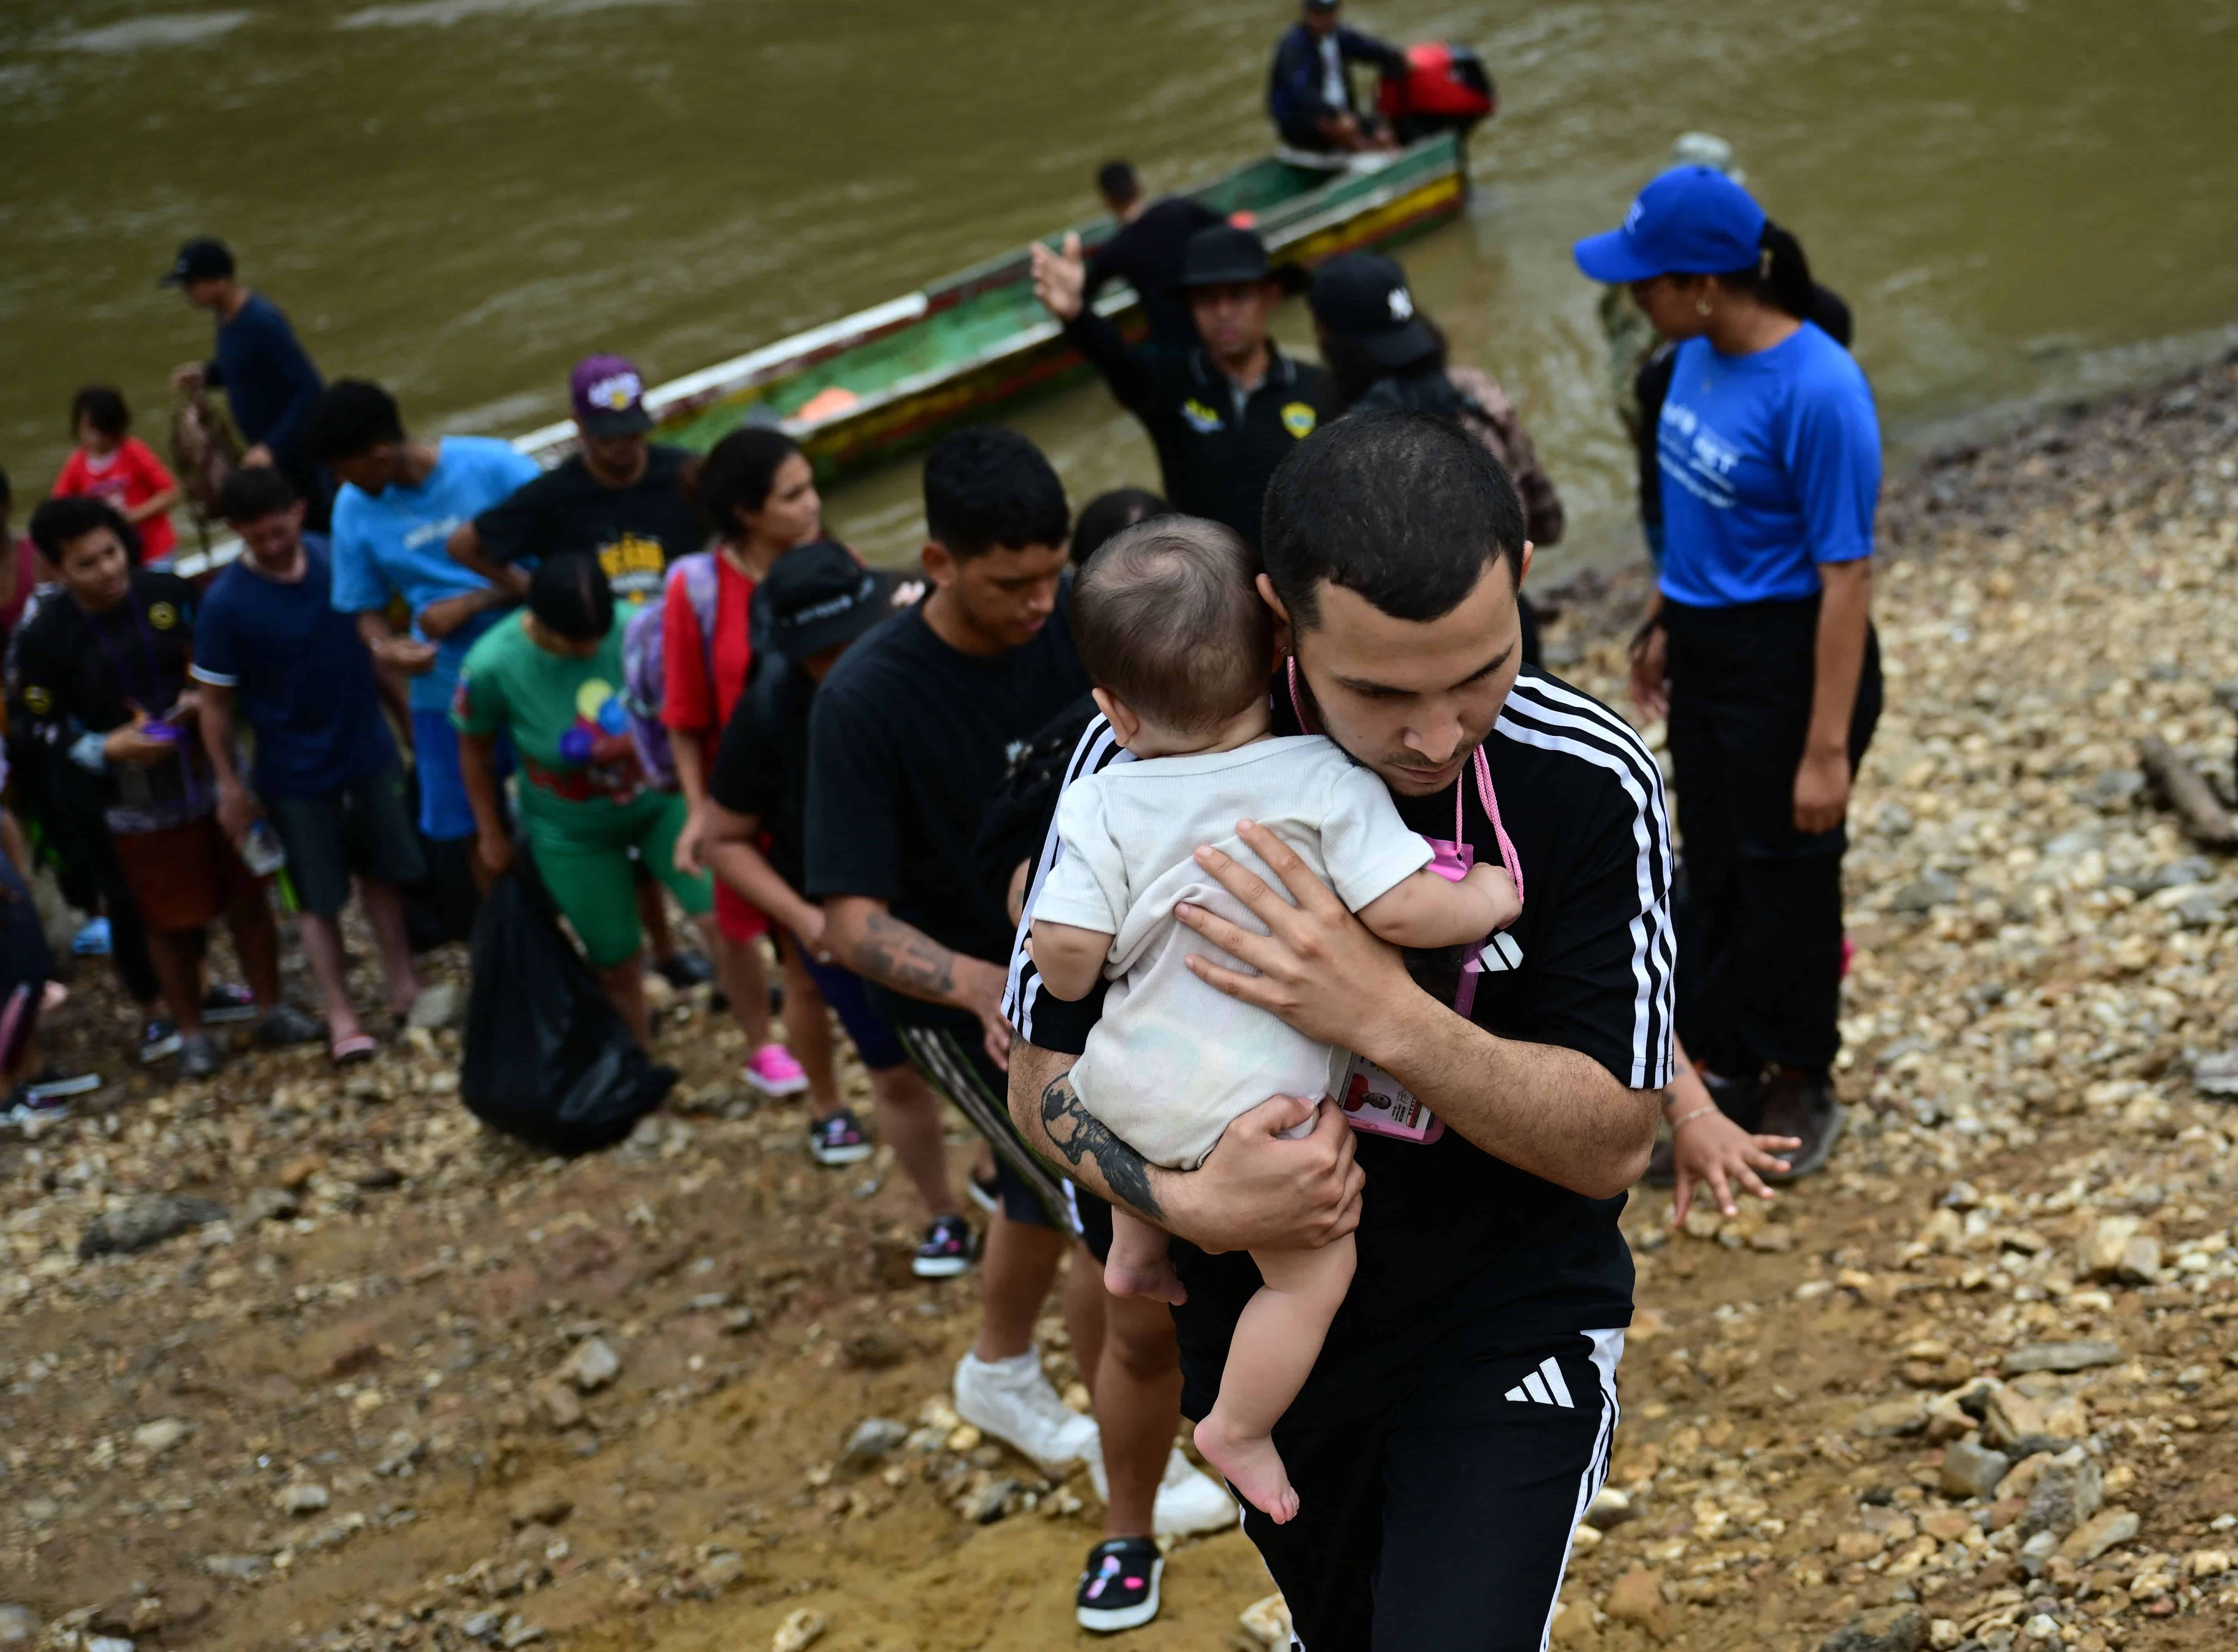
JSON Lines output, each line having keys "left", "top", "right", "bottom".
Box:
{"left": 1060, "top": 221, "right": 1337, "bottom": 546}
{"left": 1062, "top": 314, "right": 1335, "bottom": 545}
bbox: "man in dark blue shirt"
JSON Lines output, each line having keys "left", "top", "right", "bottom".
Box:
{"left": 1267, "top": 0, "right": 1405, "bottom": 153}
{"left": 166, "top": 237, "right": 329, "bottom": 525}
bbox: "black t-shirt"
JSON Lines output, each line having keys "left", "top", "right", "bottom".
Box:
{"left": 1004, "top": 669, "right": 1675, "bottom": 1427}
{"left": 471, "top": 444, "right": 704, "bottom": 606}
{"left": 805, "top": 595, "right": 1090, "bottom": 1029}
{"left": 1084, "top": 196, "right": 1226, "bottom": 354}
{"left": 708, "top": 654, "right": 817, "bottom": 891}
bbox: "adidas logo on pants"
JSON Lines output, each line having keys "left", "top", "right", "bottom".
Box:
{"left": 1503, "top": 1356, "right": 1577, "bottom": 1408}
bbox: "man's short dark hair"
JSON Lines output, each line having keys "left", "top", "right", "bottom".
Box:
{"left": 923, "top": 426, "right": 1069, "bottom": 560}
{"left": 1261, "top": 409, "right": 1526, "bottom": 631}
{"left": 28, "top": 496, "right": 139, "bottom": 564}
{"left": 71, "top": 386, "right": 131, "bottom": 440}
{"left": 1096, "top": 159, "right": 1140, "bottom": 207}
{"left": 217, "top": 465, "right": 299, "bottom": 524}
{"left": 303, "top": 379, "right": 406, "bottom": 464}
{"left": 1074, "top": 516, "right": 1270, "bottom": 733}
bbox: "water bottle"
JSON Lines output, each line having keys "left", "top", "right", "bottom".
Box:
{"left": 242, "top": 821, "right": 288, "bottom": 878}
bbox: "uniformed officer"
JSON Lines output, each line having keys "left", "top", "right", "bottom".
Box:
{"left": 1030, "top": 224, "right": 1337, "bottom": 545}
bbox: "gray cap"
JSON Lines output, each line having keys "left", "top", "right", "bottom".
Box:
{"left": 1668, "top": 132, "right": 1743, "bottom": 185}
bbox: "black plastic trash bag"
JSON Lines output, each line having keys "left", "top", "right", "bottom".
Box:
{"left": 460, "top": 865, "right": 675, "bottom": 1156}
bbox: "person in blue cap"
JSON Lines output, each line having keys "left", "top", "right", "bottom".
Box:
{"left": 1574, "top": 165, "right": 1882, "bottom": 1185}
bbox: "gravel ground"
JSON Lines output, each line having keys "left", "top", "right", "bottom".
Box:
{"left": 2, "top": 352, "right": 2236, "bottom": 1652}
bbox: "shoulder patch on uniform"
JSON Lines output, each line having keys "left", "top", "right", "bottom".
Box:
{"left": 1281, "top": 401, "right": 1318, "bottom": 439}
{"left": 147, "top": 602, "right": 179, "bottom": 630}
{"left": 22, "top": 686, "right": 51, "bottom": 714}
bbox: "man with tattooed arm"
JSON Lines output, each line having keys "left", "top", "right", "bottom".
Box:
{"left": 803, "top": 427, "right": 1225, "bottom": 1625}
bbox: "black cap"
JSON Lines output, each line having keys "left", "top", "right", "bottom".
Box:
{"left": 1175, "top": 224, "right": 1310, "bottom": 295}
{"left": 1309, "top": 251, "right": 1438, "bottom": 368}
{"left": 762, "top": 540, "right": 896, "bottom": 663}
{"left": 1304, "top": 0, "right": 1340, "bottom": 10}
{"left": 161, "top": 237, "right": 235, "bottom": 288}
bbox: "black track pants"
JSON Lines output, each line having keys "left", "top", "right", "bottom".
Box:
{"left": 1233, "top": 1328, "right": 1624, "bottom": 1652}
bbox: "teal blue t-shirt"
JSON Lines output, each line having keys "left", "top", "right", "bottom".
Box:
{"left": 327, "top": 434, "right": 540, "bottom": 711}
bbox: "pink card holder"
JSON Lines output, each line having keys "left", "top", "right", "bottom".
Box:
{"left": 1287, "top": 660, "right": 1525, "bottom": 1146}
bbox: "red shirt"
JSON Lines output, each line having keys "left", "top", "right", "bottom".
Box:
{"left": 54, "top": 438, "right": 178, "bottom": 564}
{"left": 659, "top": 554, "right": 755, "bottom": 740}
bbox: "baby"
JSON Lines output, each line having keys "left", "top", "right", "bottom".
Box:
{"left": 1029, "top": 518, "right": 1518, "bottom": 1522}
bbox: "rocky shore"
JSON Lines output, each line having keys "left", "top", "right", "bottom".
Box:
{"left": 4, "top": 353, "right": 2237, "bottom": 1652}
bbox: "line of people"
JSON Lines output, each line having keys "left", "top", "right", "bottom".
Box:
{"left": 0, "top": 105, "right": 1884, "bottom": 1646}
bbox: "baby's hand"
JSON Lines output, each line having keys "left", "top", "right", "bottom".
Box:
{"left": 1464, "top": 862, "right": 1522, "bottom": 933}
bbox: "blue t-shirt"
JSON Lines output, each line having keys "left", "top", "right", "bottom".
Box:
{"left": 328, "top": 435, "right": 541, "bottom": 711}
{"left": 192, "top": 538, "right": 397, "bottom": 797}
{"left": 1654, "top": 322, "right": 1879, "bottom": 609}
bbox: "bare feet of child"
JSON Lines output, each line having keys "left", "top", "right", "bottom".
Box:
{"left": 1104, "top": 1208, "right": 1188, "bottom": 1304}
{"left": 1194, "top": 1409, "right": 1298, "bottom": 1523}
{"left": 1102, "top": 1250, "right": 1188, "bottom": 1305}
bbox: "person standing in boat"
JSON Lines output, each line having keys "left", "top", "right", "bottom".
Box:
{"left": 1267, "top": 0, "right": 1405, "bottom": 155}
{"left": 1574, "top": 166, "right": 1882, "bottom": 1183}
{"left": 1082, "top": 161, "right": 1223, "bottom": 356}
{"left": 1030, "top": 223, "right": 1336, "bottom": 546}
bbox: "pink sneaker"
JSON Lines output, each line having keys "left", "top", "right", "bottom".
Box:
{"left": 742, "top": 1043, "right": 809, "bottom": 1098}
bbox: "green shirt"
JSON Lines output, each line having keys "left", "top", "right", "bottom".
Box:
{"left": 453, "top": 614, "right": 647, "bottom": 826}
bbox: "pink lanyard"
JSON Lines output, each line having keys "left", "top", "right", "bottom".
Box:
{"left": 1285, "top": 656, "right": 1524, "bottom": 902}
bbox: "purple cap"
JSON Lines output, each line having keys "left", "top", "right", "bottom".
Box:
{"left": 568, "top": 354, "right": 654, "bottom": 439}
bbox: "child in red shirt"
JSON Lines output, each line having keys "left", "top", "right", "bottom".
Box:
{"left": 53, "top": 388, "right": 181, "bottom": 566}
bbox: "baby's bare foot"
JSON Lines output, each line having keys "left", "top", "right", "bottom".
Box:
{"left": 1195, "top": 1410, "right": 1299, "bottom": 1524}
{"left": 1103, "top": 1254, "right": 1188, "bottom": 1305}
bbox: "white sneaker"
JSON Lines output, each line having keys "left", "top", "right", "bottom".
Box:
{"left": 1084, "top": 1441, "right": 1240, "bottom": 1536}
{"left": 953, "top": 1351, "right": 1100, "bottom": 1476}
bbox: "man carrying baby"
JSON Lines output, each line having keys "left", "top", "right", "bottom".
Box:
{"left": 1027, "top": 518, "right": 1519, "bottom": 1525}
{"left": 1007, "top": 408, "right": 1676, "bottom": 1650}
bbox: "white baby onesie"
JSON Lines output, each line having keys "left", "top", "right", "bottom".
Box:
{"left": 1030, "top": 735, "right": 1432, "bottom": 1170}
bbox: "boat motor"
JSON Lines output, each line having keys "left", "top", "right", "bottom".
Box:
{"left": 1378, "top": 42, "right": 1496, "bottom": 143}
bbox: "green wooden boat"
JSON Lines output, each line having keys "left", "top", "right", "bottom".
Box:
{"left": 512, "top": 131, "right": 1470, "bottom": 482}
{"left": 178, "top": 134, "right": 1467, "bottom": 576}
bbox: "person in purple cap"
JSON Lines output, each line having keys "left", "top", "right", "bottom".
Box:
{"left": 443, "top": 354, "right": 704, "bottom": 613}
{"left": 1575, "top": 165, "right": 1883, "bottom": 1183}
{"left": 440, "top": 353, "right": 715, "bottom": 989}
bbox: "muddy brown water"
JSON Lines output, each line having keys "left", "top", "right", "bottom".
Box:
{"left": 3, "top": 0, "right": 2235, "bottom": 575}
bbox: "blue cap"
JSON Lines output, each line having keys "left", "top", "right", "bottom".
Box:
{"left": 1572, "top": 166, "right": 1767, "bottom": 284}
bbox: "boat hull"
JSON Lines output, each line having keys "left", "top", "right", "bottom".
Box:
{"left": 543, "top": 132, "right": 1471, "bottom": 484}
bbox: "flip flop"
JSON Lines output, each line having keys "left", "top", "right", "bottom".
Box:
{"left": 330, "top": 1032, "right": 377, "bottom": 1066}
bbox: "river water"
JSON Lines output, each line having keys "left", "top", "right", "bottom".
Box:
{"left": 4, "top": 0, "right": 2235, "bottom": 573}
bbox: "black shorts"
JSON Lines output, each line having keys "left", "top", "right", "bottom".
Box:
{"left": 266, "top": 765, "right": 426, "bottom": 919}
{"left": 891, "top": 1023, "right": 1107, "bottom": 1239}
{"left": 1230, "top": 1327, "right": 1624, "bottom": 1652}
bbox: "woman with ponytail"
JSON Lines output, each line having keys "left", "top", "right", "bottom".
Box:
{"left": 1575, "top": 166, "right": 1882, "bottom": 1186}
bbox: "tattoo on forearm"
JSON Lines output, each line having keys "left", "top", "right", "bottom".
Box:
{"left": 849, "top": 912, "right": 958, "bottom": 1001}
{"left": 1039, "top": 1071, "right": 1162, "bottom": 1220}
